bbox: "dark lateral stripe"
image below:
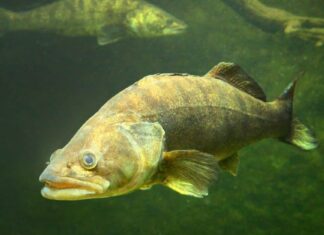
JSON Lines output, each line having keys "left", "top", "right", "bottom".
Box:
{"left": 91, "top": 0, "right": 98, "bottom": 6}
{"left": 78, "top": 0, "right": 84, "bottom": 10}
{"left": 196, "top": 78, "right": 211, "bottom": 105}
{"left": 47, "top": 4, "right": 59, "bottom": 23}
{"left": 64, "top": 0, "right": 76, "bottom": 15}
{"left": 236, "top": 92, "right": 250, "bottom": 137}
{"left": 174, "top": 77, "right": 188, "bottom": 101}
{"left": 148, "top": 79, "right": 170, "bottom": 110}
{"left": 139, "top": 86, "right": 154, "bottom": 107}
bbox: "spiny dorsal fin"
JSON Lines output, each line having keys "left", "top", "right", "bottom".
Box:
{"left": 205, "top": 62, "right": 267, "bottom": 101}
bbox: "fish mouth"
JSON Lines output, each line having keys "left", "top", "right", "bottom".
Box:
{"left": 40, "top": 176, "right": 110, "bottom": 201}
{"left": 163, "top": 22, "right": 187, "bottom": 35}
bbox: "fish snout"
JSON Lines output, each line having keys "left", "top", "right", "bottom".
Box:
{"left": 164, "top": 19, "right": 187, "bottom": 35}
{"left": 39, "top": 167, "right": 59, "bottom": 183}
{"left": 39, "top": 166, "right": 111, "bottom": 200}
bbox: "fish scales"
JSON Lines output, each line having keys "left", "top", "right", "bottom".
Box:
{"left": 39, "top": 62, "right": 318, "bottom": 200}
{"left": 1, "top": 0, "right": 186, "bottom": 44}
{"left": 99, "top": 74, "right": 287, "bottom": 158}
{"left": 11, "top": 0, "right": 104, "bottom": 35}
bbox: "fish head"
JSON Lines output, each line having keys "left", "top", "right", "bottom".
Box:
{"left": 39, "top": 119, "right": 165, "bottom": 200}
{"left": 126, "top": 2, "right": 187, "bottom": 38}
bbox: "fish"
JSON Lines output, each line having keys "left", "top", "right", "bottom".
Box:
{"left": 39, "top": 62, "right": 318, "bottom": 200}
{"left": 0, "top": 0, "right": 187, "bottom": 45}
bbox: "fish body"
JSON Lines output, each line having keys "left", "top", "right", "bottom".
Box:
{"left": 102, "top": 73, "right": 287, "bottom": 160}
{"left": 0, "top": 0, "right": 187, "bottom": 45}
{"left": 39, "top": 62, "right": 318, "bottom": 200}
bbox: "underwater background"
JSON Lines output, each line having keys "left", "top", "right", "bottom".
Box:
{"left": 0, "top": 0, "right": 323, "bottom": 234}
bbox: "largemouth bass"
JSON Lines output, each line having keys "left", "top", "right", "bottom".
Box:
{"left": 39, "top": 62, "right": 318, "bottom": 200}
{"left": 0, "top": 0, "right": 187, "bottom": 45}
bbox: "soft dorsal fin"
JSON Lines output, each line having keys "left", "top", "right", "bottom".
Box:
{"left": 205, "top": 62, "right": 267, "bottom": 101}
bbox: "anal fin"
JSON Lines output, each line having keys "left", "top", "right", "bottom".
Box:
{"left": 218, "top": 153, "right": 240, "bottom": 176}
{"left": 97, "top": 25, "right": 125, "bottom": 45}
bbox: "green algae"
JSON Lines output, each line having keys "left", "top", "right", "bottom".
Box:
{"left": 0, "top": 0, "right": 322, "bottom": 235}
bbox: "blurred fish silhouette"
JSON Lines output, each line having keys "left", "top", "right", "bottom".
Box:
{"left": 0, "top": 0, "right": 187, "bottom": 45}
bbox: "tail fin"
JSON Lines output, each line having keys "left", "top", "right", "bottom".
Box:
{"left": 279, "top": 80, "right": 318, "bottom": 150}
{"left": 285, "top": 118, "right": 318, "bottom": 150}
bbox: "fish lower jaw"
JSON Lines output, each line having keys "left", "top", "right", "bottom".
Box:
{"left": 41, "top": 186, "right": 98, "bottom": 201}
{"left": 162, "top": 26, "right": 187, "bottom": 35}
{"left": 40, "top": 179, "right": 110, "bottom": 200}
{"left": 162, "top": 29, "right": 183, "bottom": 35}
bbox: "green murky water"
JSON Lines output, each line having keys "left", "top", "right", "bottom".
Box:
{"left": 0, "top": 0, "right": 323, "bottom": 234}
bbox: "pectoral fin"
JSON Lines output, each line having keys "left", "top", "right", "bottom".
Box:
{"left": 218, "top": 153, "right": 240, "bottom": 176}
{"left": 140, "top": 185, "right": 153, "bottom": 190}
{"left": 97, "top": 25, "right": 126, "bottom": 45}
{"left": 159, "top": 150, "right": 219, "bottom": 198}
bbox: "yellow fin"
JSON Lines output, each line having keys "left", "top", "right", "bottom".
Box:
{"left": 140, "top": 185, "right": 153, "bottom": 190}
{"left": 97, "top": 25, "right": 125, "bottom": 45}
{"left": 159, "top": 150, "right": 218, "bottom": 198}
{"left": 218, "top": 153, "right": 240, "bottom": 176}
{"left": 205, "top": 62, "right": 266, "bottom": 101}
{"left": 165, "top": 179, "right": 208, "bottom": 198}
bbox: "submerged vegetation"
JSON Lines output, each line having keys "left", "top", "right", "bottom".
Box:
{"left": 0, "top": 0, "right": 323, "bottom": 234}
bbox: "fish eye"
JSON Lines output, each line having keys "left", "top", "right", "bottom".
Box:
{"left": 80, "top": 152, "right": 97, "bottom": 170}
